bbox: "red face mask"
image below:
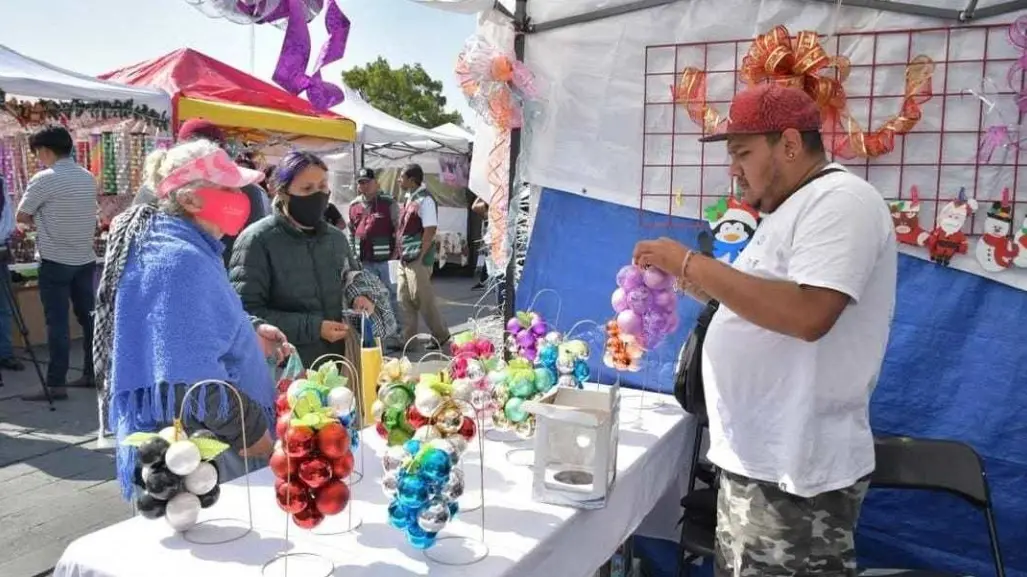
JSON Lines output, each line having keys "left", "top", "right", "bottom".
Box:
{"left": 194, "top": 188, "right": 251, "bottom": 236}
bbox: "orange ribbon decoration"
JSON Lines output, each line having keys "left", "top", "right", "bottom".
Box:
{"left": 673, "top": 68, "right": 727, "bottom": 136}
{"left": 674, "top": 25, "right": 936, "bottom": 159}
{"left": 831, "top": 55, "right": 935, "bottom": 159}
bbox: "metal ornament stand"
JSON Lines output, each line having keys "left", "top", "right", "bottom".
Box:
{"left": 487, "top": 287, "right": 562, "bottom": 446}
{"left": 179, "top": 380, "right": 255, "bottom": 545}
{"left": 310, "top": 352, "right": 366, "bottom": 485}
{"left": 306, "top": 353, "right": 364, "bottom": 535}
{"left": 422, "top": 398, "right": 490, "bottom": 566}
{"left": 262, "top": 409, "right": 338, "bottom": 577}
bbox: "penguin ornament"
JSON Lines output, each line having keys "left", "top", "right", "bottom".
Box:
{"left": 704, "top": 196, "right": 761, "bottom": 263}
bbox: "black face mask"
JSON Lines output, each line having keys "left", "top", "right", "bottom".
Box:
{"left": 287, "top": 192, "right": 329, "bottom": 228}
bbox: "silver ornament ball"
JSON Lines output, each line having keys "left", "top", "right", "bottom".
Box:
{"left": 416, "top": 497, "right": 452, "bottom": 533}
{"left": 441, "top": 467, "right": 466, "bottom": 500}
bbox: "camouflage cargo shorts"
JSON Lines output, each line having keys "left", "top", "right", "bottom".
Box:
{"left": 714, "top": 470, "right": 871, "bottom": 577}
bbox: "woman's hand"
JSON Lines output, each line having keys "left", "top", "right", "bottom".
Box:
{"left": 320, "top": 320, "right": 350, "bottom": 343}
{"left": 353, "top": 295, "right": 375, "bottom": 315}
{"left": 256, "top": 324, "right": 293, "bottom": 363}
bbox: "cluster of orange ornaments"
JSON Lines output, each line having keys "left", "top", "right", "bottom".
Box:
{"left": 603, "top": 320, "right": 643, "bottom": 372}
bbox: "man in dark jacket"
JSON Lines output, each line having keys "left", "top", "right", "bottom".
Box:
{"left": 133, "top": 119, "right": 266, "bottom": 268}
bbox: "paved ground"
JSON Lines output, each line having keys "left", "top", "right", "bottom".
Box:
{"left": 0, "top": 273, "right": 490, "bottom": 577}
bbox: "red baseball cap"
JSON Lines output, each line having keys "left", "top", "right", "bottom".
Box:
{"left": 700, "top": 83, "right": 822, "bottom": 142}
{"left": 177, "top": 118, "right": 226, "bottom": 145}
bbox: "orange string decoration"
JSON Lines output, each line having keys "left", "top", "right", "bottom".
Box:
{"left": 674, "top": 25, "right": 936, "bottom": 159}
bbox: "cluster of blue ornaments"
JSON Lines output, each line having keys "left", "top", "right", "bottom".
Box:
{"left": 384, "top": 439, "right": 465, "bottom": 549}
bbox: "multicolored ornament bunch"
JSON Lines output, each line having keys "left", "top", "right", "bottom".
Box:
{"left": 384, "top": 438, "right": 465, "bottom": 550}
{"left": 605, "top": 264, "right": 679, "bottom": 370}
{"left": 269, "top": 362, "right": 356, "bottom": 529}
{"left": 505, "top": 310, "right": 549, "bottom": 362}
{"left": 372, "top": 358, "right": 479, "bottom": 451}
{"left": 450, "top": 330, "right": 504, "bottom": 416}
{"left": 535, "top": 333, "right": 592, "bottom": 389}
{"left": 372, "top": 357, "right": 419, "bottom": 445}
{"left": 122, "top": 424, "right": 227, "bottom": 532}
{"left": 489, "top": 356, "right": 557, "bottom": 437}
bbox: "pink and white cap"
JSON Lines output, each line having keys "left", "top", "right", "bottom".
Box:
{"left": 155, "top": 148, "right": 264, "bottom": 199}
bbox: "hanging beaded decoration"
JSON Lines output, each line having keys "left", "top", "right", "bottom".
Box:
{"left": 115, "top": 130, "right": 130, "bottom": 195}
{"left": 89, "top": 133, "right": 102, "bottom": 178}
{"left": 102, "top": 132, "right": 117, "bottom": 194}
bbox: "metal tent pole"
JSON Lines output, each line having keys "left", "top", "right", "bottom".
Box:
{"left": 502, "top": 0, "right": 529, "bottom": 323}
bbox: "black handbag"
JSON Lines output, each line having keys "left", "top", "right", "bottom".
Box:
{"left": 673, "top": 299, "right": 719, "bottom": 421}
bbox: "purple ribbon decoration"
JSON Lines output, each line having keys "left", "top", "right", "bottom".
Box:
{"left": 238, "top": 0, "right": 350, "bottom": 111}
{"left": 1006, "top": 16, "right": 1027, "bottom": 113}
{"left": 978, "top": 125, "right": 1016, "bottom": 163}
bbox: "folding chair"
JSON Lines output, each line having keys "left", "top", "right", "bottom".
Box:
{"left": 677, "top": 416, "right": 717, "bottom": 577}
{"left": 860, "top": 436, "right": 1007, "bottom": 577}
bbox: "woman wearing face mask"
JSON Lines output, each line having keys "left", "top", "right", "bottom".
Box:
{"left": 229, "top": 151, "right": 396, "bottom": 368}
{"left": 93, "top": 138, "right": 293, "bottom": 501}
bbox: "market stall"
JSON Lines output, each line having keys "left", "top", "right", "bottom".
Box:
{"left": 324, "top": 84, "right": 473, "bottom": 268}
{"left": 98, "top": 48, "right": 358, "bottom": 162}
{"left": 413, "top": 1, "right": 1027, "bottom": 576}
{"left": 0, "top": 43, "right": 173, "bottom": 345}
{"left": 54, "top": 388, "right": 688, "bottom": 577}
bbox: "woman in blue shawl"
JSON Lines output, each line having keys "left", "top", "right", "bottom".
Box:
{"left": 93, "top": 139, "right": 293, "bottom": 499}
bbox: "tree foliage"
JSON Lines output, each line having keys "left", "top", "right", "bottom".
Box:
{"left": 342, "top": 57, "right": 463, "bottom": 129}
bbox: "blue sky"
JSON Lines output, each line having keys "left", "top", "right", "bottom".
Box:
{"left": 0, "top": 0, "right": 476, "bottom": 124}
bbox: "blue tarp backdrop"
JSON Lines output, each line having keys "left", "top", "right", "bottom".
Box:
{"left": 517, "top": 188, "right": 1026, "bottom": 577}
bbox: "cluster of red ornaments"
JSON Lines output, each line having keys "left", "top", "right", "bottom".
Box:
{"left": 269, "top": 378, "right": 354, "bottom": 529}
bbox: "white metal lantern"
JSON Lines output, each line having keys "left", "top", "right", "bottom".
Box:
{"left": 522, "top": 384, "right": 620, "bottom": 509}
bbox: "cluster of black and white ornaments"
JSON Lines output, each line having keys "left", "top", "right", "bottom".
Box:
{"left": 124, "top": 425, "right": 227, "bottom": 532}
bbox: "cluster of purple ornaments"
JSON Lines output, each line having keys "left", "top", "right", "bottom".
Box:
{"left": 611, "top": 264, "right": 679, "bottom": 349}
{"left": 505, "top": 312, "right": 548, "bottom": 362}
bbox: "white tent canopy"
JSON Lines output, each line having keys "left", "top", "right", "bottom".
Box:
{"left": 0, "top": 44, "right": 171, "bottom": 114}
{"left": 332, "top": 83, "right": 470, "bottom": 160}
{"left": 433, "top": 122, "right": 474, "bottom": 140}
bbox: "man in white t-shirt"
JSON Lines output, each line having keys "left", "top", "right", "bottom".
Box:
{"left": 395, "top": 164, "right": 451, "bottom": 350}
{"left": 635, "top": 83, "right": 897, "bottom": 577}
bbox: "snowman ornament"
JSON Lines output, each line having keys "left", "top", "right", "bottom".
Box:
{"left": 704, "top": 196, "right": 760, "bottom": 263}
{"left": 974, "top": 194, "right": 1020, "bottom": 273}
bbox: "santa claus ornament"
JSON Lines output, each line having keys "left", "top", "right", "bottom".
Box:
{"left": 889, "top": 185, "right": 930, "bottom": 247}
{"left": 974, "top": 188, "right": 1020, "bottom": 273}
{"left": 270, "top": 357, "right": 357, "bottom": 531}
{"left": 703, "top": 195, "right": 760, "bottom": 263}
{"left": 925, "top": 188, "right": 979, "bottom": 266}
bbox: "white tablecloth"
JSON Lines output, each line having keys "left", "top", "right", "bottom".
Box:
{"left": 54, "top": 390, "right": 693, "bottom": 577}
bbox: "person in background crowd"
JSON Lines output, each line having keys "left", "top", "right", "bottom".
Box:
{"left": 470, "top": 194, "right": 489, "bottom": 290}
{"left": 348, "top": 168, "right": 402, "bottom": 351}
{"left": 133, "top": 119, "right": 267, "bottom": 268}
{"left": 236, "top": 152, "right": 272, "bottom": 215}
{"left": 633, "top": 84, "right": 896, "bottom": 577}
{"left": 395, "top": 164, "right": 450, "bottom": 350}
{"left": 324, "top": 200, "right": 344, "bottom": 228}
{"left": 93, "top": 138, "right": 289, "bottom": 498}
{"left": 0, "top": 175, "right": 23, "bottom": 374}
{"left": 16, "top": 125, "right": 98, "bottom": 401}
{"left": 231, "top": 152, "right": 395, "bottom": 366}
